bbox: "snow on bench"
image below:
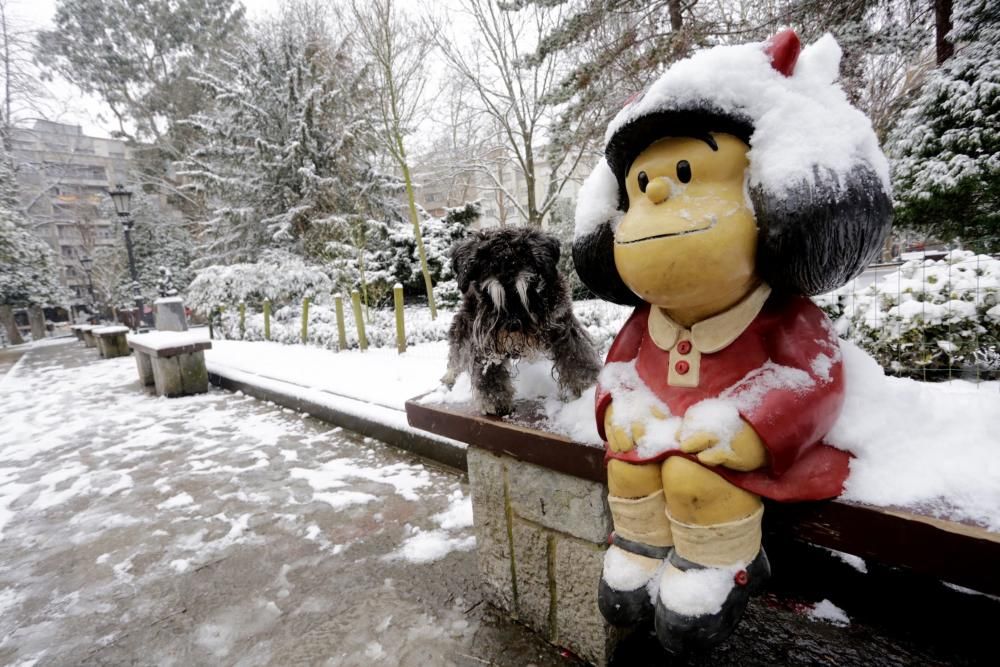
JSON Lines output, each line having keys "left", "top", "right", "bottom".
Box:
{"left": 127, "top": 331, "right": 211, "bottom": 397}
{"left": 127, "top": 331, "right": 211, "bottom": 357}
{"left": 92, "top": 326, "right": 130, "bottom": 335}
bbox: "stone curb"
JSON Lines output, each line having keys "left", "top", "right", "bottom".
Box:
{"left": 207, "top": 365, "right": 468, "bottom": 473}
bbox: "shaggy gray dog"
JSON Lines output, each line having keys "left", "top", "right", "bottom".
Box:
{"left": 443, "top": 227, "right": 602, "bottom": 416}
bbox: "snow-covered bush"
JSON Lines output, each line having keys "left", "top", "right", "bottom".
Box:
{"left": 187, "top": 251, "right": 333, "bottom": 313}
{"left": 212, "top": 297, "right": 632, "bottom": 353}
{"left": 815, "top": 250, "right": 1000, "bottom": 379}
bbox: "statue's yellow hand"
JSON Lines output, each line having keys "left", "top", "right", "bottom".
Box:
{"left": 681, "top": 422, "right": 768, "bottom": 471}
{"left": 604, "top": 405, "right": 667, "bottom": 453}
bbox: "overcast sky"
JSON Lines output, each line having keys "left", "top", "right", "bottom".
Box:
{"left": 5, "top": 0, "right": 282, "bottom": 138}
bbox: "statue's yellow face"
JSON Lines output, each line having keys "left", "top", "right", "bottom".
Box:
{"left": 614, "top": 133, "right": 759, "bottom": 311}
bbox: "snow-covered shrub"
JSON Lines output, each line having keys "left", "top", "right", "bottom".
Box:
{"left": 213, "top": 297, "right": 633, "bottom": 354}
{"left": 216, "top": 302, "right": 454, "bottom": 350}
{"left": 187, "top": 251, "right": 333, "bottom": 313}
{"left": 816, "top": 250, "right": 1000, "bottom": 379}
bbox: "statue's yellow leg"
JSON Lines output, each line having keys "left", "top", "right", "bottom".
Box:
{"left": 661, "top": 457, "right": 761, "bottom": 525}
{"left": 660, "top": 457, "right": 763, "bottom": 567}
{"left": 607, "top": 460, "right": 672, "bottom": 548}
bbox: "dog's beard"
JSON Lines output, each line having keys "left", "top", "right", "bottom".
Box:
{"left": 471, "top": 308, "right": 541, "bottom": 362}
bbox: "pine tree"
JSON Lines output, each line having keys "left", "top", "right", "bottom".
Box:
{"left": 0, "top": 145, "right": 65, "bottom": 342}
{"left": 889, "top": 0, "right": 1000, "bottom": 252}
{"left": 180, "top": 2, "right": 394, "bottom": 269}
{"left": 91, "top": 191, "right": 194, "bottom": 307}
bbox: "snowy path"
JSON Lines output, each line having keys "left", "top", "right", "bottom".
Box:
{"left": 0, "top": 340, "right": 565, "bottom": 666}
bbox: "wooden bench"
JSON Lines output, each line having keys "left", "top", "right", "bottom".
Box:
{"left": 406, "top": 397, "right": 1000, "bottom": 665}
{"left": 127, "top": 331, "right": 212, "bottom": 397}
{"left": 92, "top": 326, "right": 130, "bottom": 359}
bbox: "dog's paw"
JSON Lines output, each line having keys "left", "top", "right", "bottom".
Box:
{"left": 479, "top": 395, "right": 513, "bottom": 417}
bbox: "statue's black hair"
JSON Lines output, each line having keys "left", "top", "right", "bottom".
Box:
{"left": 573, "top": 107, "right": 893, "bottom": 304}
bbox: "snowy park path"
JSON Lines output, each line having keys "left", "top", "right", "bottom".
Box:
{"left": 0, "top": 340, "right": 566, "bottom": 666}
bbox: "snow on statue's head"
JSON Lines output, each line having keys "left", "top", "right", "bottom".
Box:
{"left": 573, "top": 30, "right": 893, "bottom": 305}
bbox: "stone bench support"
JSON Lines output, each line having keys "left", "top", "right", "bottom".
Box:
{"left": 468, "top": 447, "right": 616, "bottom": 664}
{"left": 80, "top": 327, "right": 97, "bottom": 348}
{"left": 93, "top": 326, "right": 130, "bottom": 359}
{"left": 128, "top": 334, "right": 211, "bottom": 398}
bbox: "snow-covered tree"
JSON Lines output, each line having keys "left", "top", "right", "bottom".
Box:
{"left": 0, "top": 146, "right": 64, "bottom": 342}
{"left": 889, "top": 0, "right": 1000, "bottom": 252}
{"left": 91, "top": 191, "right": 194, "bottom": 308}
{"left": 185, "top": 249, "right": 333, "bottom": 312}
{"left": 180, "top": 1, "right": 393, "bottom": 268}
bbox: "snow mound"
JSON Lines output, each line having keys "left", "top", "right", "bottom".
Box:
{"left": 808, "top": 599, "right": 850, "bottom": 626}
{"left": 827, "top": 341, "right": 1000, "bottom": 529}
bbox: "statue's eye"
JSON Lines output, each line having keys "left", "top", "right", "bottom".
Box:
{"left": 676, "top": 160, "right": 692, "bottom": 183}
{"left": 637, "top": 171, "right": 649, "bottom": 192}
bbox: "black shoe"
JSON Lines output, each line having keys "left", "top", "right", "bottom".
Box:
{"left": 653, "top": 548, "right": 771, "bottom": 654}
{"left": 597, "top": 535, "right": 672, "bottom": 627}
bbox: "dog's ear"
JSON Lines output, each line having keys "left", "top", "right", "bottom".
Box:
{"left": 533, "top": 232, "right": 561, "bottom": 268}
{"left": 451, "top": 234, "right": 480, "bottom": 293}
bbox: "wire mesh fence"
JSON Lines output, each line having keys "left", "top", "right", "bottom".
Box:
{"left": 814, "top": 250, "right": 1000, "bottom": 388}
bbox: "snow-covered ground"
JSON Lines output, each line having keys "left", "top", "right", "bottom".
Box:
{"left": 0, "top": 340, "right": 562, "bottom": 665}
{"left": 208, "top": 334, "right": 1000, "bottom": 531}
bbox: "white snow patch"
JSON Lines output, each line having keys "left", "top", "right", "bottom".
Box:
{"left": 679, "top": 398, "right": 744, "bottom": 453}
{"left": 574, "top": 158, "right": 624, "bottom": 237}
{"left": 602, "top": 546, "right": 664, "bottom": 592}
{"left": 827, "top": 341, "right": 1000, "bottom": 530}
{"left": 432, "top": 491, "right": 473, "bottom": 531}
{"left": 808, "top": 599, "right": 850, "bottom": 626}
{"left": 391, "top": 529, "right": 476, "bottom": 564}
{"left": 658, "top": 564, "right": 742, "bottom": 617}
{"left": 157, "top": 492, "right": 195, "bottom": 510}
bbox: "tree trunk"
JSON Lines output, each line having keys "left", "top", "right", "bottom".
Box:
{"left": 0, "top": 304, "right": 24, "bottom": 345}
{"left": 28, "top": 305, "right": 46, "bottom": 340}
{"left": 935, "top": 0, "right": 954, "bottom": 65}
{"left": 400, "top": 157, "right": 437, "bottom": 319}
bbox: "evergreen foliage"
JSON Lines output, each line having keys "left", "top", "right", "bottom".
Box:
{"left": 889, "top": 0, "right": 1000, "bottom": 252}
{"left": 90, "top": 192, "right": 194, "bottom": 307}
{"left": 0, "top": 146, "right": 65, "bottom": 307}
{"left": 179, "top": 3, "right": 399, "bottom": 269}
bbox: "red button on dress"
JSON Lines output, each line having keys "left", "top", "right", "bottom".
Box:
{"left": 676, "top": 340, "right": 692, "bottom": 354}
{"left": 675, "top": 360, "right": 690, "bottom": 375}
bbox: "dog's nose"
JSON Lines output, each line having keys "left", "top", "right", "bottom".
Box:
{"left": 508, "top": 320, "right": 522, "bottom": 332}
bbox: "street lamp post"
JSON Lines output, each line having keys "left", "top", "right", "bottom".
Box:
{"left": 79, "top": 255, "right": 97, "bottom": 321}
{"left": 108, "top": 184, "right": 144, "bottom": 331}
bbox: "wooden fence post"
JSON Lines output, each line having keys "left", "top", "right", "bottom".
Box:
{"left": 351, "top": 289, "right": 367, "bottom": 351}
{"left": 239, "top": 301, "right": 246, "bottom": 339}
{"left": 263, "top": 299, "right": 271, "bottom": 341}
{"left": 334, "top": 294, "right": 347, "bottom": 351}
{"left": 393, "top": 283, "right": 406, "bottom": 354}
{"left": 208, "top": 308, "right": 214, "bottom": 340}
{"left": 301, "top": 297, "right": 310, "bottom": 344}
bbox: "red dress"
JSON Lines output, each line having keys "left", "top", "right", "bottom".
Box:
{"left": 596, "top": 293, "right": 850, "bottom": 501}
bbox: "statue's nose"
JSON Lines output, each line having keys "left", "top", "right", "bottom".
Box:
{"left": 646, "top": 177, "right": 672, "bottom": 204}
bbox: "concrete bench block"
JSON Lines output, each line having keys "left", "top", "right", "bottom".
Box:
{"left": 81, "top": 330, "right": 97, "bottom": 348}
{"left": 134, "top": 351, "right": 155, "bottom": 386}
{"left": 507, "top": 457, "right": 611, "bottom": 543}
{"left": 468, "top": 448, "right": 515, "bottom": 610}
{"left": 96, "top": 333, "right": 130, "bottom": 359}
{"left": 151, "top": 350, "right": 208, "bottom": 397}
{"left": 467, "top": 446, "right": 616, "bottom": 665}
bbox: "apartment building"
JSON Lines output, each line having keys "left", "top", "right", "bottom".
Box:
{"left": 8, "top": 120, "right": 134, "bottom": 307}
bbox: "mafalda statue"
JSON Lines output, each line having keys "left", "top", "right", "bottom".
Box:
{"left": 572, "top": 30, "right": 892, "bottom": 653}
